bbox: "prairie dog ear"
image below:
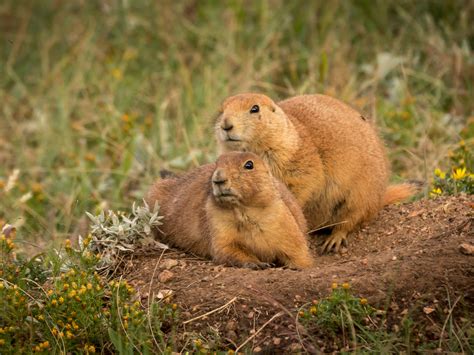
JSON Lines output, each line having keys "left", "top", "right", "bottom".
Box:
{"left": 271, "top": 103, "right": 284, "bottom": 115}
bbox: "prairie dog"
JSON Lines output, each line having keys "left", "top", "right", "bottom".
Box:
{"left": 215, "top": 93, "right": 415, "bottom": 252}
{"left": 146, "top": 152, "right": 314, "bottom": 269}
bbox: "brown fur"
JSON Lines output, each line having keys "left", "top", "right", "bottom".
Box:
{"left": 215, "top": 93, "right": 415, "bottom": 252}
{"left": 383, "top": 184, "right": 417, "bottom": 205}
{"left": 146, "top": 152, "right": 314, "bottom": 269}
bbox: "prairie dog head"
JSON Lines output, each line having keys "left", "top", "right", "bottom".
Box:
{"left": 215, "top": 93, "right": 289, "bottom": 155}
{"left": 211, "top": 152, "right": 276, "bottom": 208}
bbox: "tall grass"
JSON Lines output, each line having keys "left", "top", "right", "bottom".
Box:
{"left": 0, "top": 1, "right": 473, "bottom": 245}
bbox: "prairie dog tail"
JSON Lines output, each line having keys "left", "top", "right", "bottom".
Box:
{"left": 383, "top": 181, "right": 423, "bottom": 206}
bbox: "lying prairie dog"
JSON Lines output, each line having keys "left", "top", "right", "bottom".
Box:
{"left": 146, "top": 151, "right": 314, "bottom": 269}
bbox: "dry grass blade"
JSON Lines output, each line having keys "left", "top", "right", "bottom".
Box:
{"left": 235, "top": 311, "right": 284, "bottom": 353}
{"left": 183, "top": 297, "right": 238, "bottom": 325}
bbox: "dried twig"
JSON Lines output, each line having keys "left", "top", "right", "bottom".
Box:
{"left": 235, "top": 311, "right": 284, "bottom": 353}
{"left": 183, "top": 296, "right": 238, "bottom": 325}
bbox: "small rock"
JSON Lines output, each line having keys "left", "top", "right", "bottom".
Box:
{"left": 225, "top": 320, "right": 237, "bottom": 331}
{"left": 361, "top": 258, "right": 368, "bottom": 266}
{"left": 156, "top": 289, "right": 173, "bottom": 301}
{"left": 253, "top": 346, "right": 262, "bottom": 353}
{"left": 158, "top": 270, "right": 174, "bottom": 283}
{"left": 226, "top": 330, "right": 237, "bottom": 339}
{"left": 161, "top": 259, "right": 178, "bottom": 270}
{"left": 289, "top": 343, "right": 302, "bottom": 352}
{"left": 273, "top": 337, "right": 281, "bottom": 345}
{"left": 459, "top": 243, "right": 474, "bottom": 255}
{"left": 247, "top": 311, "right": 254, "bottom": 319}
{"left": 392, "top": 256, "right": 397, "bottom": 261}
{"left": 423, "top": 306, "right": 435, "bottom": 315}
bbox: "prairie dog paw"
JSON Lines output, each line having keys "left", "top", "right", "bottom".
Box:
{"left": 241, "top": 262, "right": 272, "bottom": 270}
{"left": 321, "top": 232, "right": 348, "bottom": 253}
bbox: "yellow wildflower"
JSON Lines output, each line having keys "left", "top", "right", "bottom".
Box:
{"left": 40, "top": 341, "right": 49, "bottom": 349}
{"left": 87, "top": 283, "right": 93, "bottom": 290}
{"left": 310, "top": 306, "right": 317, "bottom": 315}
{"left": 430, "top": 188, "right": 442, "bottom": 197}
{"left": 342, "top": 282, "right": 350, "bottom": 289}
{"left": 83, "top": 235, "right": 91, "bottom": 247}
{"left": 360, "top": 298, "right": 368, "bottom": 305}
{"left": 85, "top": 153, "right": 96, "bottom": 163}
{"left": 59, "top": 297, "right": 64, "bottom": 304}
{"left": 194, "top": 339, "right": 202, "bottom": 348}
{"left": 434, "top": 168, "right": 446, "bottom": 179}
{"left": 65, "top": 239, "right": 71, "bottom": 249}
{"left": 34, "top": 345, "right": 41, "bottom": 352}
{"left": 37, "top": 314, "right": 44, "bottom": 321}
{"left": 51, "top": 328, "right": 58, "bottom": 336}
{"left": 68, "top": 290, "right": 77, "bottom": 298}
{"left": 452, "top": 167, "right": 467, "bottom": 180}
{"left": 331, "top": 282, "right": 338, "bottom": 289}
{"left": 88, "top": 345, "right": 96, "bottom": 353}
{"left": 111, "top": 68, "right": 123, "bottom": 80}
{"left": 121, "top": 114, "right": 130, "bottom": 122}
{"left": 31, "top": 182, "right": 43, "bottom": 194}
{"left": 66, "top": 331, "right": 73, "bottom": 339}
{"left": 51, "top": 299, "right": 57, "bottom": 306}
{"left": 0, "top": 339, "right": 4, "bottom": 346}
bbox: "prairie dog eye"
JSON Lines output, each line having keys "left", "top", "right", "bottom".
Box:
{"left": 250, "top": 105, "right": 259, "bottom": 114}
{"left": 243, "top": 160, "right": 254, "bottom": 170}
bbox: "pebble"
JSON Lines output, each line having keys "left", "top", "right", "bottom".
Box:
{"left": 161, "top": 259, "right": 179, "bottom": 270}
{"left": 158, "top": 270, "right": 174, "bottom": 283}
{"left": 225, "top": 320, "right": 237, "bottom": 331}
{"left": 459, "top": 243, "right": 474, "bottom": 255}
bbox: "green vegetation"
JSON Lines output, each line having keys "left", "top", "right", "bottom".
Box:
{"left": 1, "top": 1, "right": 472, "bottom": 241}
{"left": 0, "top": 1, "right": 473, "bottom": 353}
{"left": 430, "top": 139, "right": 473, "bottom": 196}
{"left": 299, "top": 283, "right": 473, "bottom": 353}
{"left": 0, "top": 225, "right": 180, "bottom": 354}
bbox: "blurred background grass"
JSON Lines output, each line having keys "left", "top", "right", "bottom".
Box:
{"left": 0, "top": 0, "right": 473, "bottom": 248}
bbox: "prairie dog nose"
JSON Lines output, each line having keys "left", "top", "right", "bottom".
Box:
{"left": 221, "top": 117, "right": 233, "bottom": 131}
{"left": 212, "top": 168, "right": 228, "bottom": 185}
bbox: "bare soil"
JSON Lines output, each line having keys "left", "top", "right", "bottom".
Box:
{"left": 127, "top": 195, "right": 474, "bottom": 353}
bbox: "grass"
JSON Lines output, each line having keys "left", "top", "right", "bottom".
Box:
{"left": 298, "top": 283, "right": 473, "bottom": 353}
{"left": 0, "top": 0, "right": 473, "bottom": 353}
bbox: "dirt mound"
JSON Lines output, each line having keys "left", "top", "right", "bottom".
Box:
{"left": 127, "top": 195, "right": 473, "bottom": 352}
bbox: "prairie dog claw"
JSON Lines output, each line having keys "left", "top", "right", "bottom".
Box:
{"left": 322, "top": 232, "right": 348, "bottom": 253}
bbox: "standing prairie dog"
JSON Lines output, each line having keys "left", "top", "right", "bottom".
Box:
{"left": 215, "top": 93, "right": 416, "bottom": 252}
{"left": 146, "top": 152, "right": 314, "bottom": 269}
